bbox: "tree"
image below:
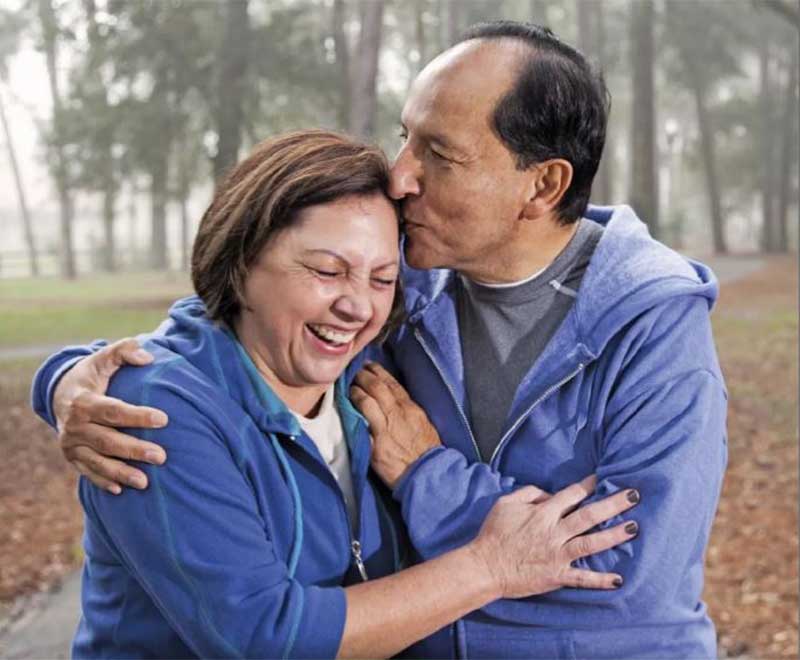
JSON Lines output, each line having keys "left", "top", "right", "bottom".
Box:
{"left": 37, "top": 0, "right": 76, "bottom": 278}
{"left": 576, "top": 0, "right": 613, "bottom": 205}
{"left": 0, "top": 7, "right": 38, "bottom": 276}
{"left": 213, "top": 0, "right": 250, "bottom": 183}
{"left": 348, "top": 0, "right": 385, "bottom": 138}
{"left": 629, "top": 0, "right": 659, "bottom": 237}
{"left": 775, "top": 36, "right": 799, "bottom": 251}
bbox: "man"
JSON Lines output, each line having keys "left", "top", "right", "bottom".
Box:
{"left": 33, "top": 21, "right": 726, "bottom": 659}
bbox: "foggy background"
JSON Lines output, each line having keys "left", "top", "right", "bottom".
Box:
{"left": 0, "top": 0, "right": 798, "bottom": 279}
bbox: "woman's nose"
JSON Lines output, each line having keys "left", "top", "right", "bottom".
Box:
{"left": 331, "top": 286, "right": 372, "bottom": 323}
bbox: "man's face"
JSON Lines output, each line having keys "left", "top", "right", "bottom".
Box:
{"left": 390, "top": 40, "right": 535, "bottom": 280}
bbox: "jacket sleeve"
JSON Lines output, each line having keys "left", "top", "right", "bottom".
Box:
{"left": 81, "top": 359, "right": 346, "bottom": 659}
{"left": 30, "top": 340, "right": 108, "bottom": 428}
{"left": 392, "top": 296, "right": 727, "bottom": 617}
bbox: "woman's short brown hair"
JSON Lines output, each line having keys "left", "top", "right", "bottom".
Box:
{"left": 192, "top": 129, "right": 403, "bottom": 335}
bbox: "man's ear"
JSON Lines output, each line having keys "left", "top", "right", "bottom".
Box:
{"left": 522, "top": 159, "right": 574, "bottom": 219}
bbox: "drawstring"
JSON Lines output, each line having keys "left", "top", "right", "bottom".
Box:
{"left": 232, "top": 338, "right": 304, "bottom": 579}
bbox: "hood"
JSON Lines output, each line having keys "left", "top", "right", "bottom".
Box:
{"left": 575, "top": 205, "right": 718, "bottom": 357}
{"left": 145, "top": 296, "right": 302, "bottom": 437}
{"left": 400, "top": 204, "right": 718, "bottom": 359}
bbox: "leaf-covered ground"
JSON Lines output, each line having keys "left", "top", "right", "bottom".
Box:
{"left": 0, "top": 257, "right": 796, "bottom": 657}
{"left": 705, "top": 256, "right": 798, "bottom": 658}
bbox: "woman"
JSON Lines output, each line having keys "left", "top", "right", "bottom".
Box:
{"left": 32, "top": 130, "right": 637, "bottom": 658}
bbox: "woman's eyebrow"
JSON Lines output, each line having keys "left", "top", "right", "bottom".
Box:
{"left": 302, "top": 249, "right": 398, "bottom": 271}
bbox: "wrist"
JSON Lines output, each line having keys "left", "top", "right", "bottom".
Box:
{"left": 461, "top": 540, "right": 503, "bottom": 603}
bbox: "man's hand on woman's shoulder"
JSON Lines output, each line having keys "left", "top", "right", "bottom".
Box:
{"left": 53, "top": 338, "right": 169, "bottom": 494}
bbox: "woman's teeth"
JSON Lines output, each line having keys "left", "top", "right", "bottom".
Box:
{"left": 307, "top": 323, "right": 357, "bottom": 346}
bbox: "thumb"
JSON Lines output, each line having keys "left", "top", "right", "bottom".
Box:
{"left": 94, "top": 338, "right": 153, "bottom": 382}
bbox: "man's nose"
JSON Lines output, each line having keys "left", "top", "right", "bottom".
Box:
{"left": 389, "top": 145, "right": 422, "bottom": 200}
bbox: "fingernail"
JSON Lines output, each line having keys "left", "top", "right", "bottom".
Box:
{"left": 133, "top": 349, "right": 151, "bottom": 361}
{"left": 150, "top": 412, "right": 168, "bottom": 427}
{"left": 131, "top": 475, "right": 148, "bottom": 489}
{"left": 627, "top": 489, "right": 640, "bottom": 504}
{"left": 108, "top": 484, "right": 122, "bottom": 495}
{"left": 625, "top": 521, "right": 639, "bottom": 536}
{"left": 613, "top": 577, "right": 623, "bottom": 588}
{"left": 145, "top": 450, "right": 166, "bottom": 465}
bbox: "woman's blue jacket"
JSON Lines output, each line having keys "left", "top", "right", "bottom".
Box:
{"left": 33, "top": 299, "right": 405, "bottom": 659}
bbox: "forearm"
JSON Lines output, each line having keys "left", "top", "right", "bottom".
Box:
{"left": 395, "top": 446, "right": 517, "bottom": 558}
{"left": 31, "top": 342, "right": 105, "bottom": 426}
{"left": 338, "top": 544, "right": 497, "bottom": 659}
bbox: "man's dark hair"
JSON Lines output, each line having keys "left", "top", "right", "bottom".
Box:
{"left": 458, "top": 21, "right": 610, "bottom": 223}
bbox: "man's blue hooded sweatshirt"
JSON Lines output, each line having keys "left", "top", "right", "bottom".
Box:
{"left": 33, "top": 205, "right": 727, "bottom": 659}
{"left": 32, "top": 300, "right": 404, "bottom": 658}
{"left": 380, "top": 205, "right": 728, "bottom": 658}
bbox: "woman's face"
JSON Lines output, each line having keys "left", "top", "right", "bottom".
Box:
{"left": 236, "top": 193, "right": 399, "bottom": 407}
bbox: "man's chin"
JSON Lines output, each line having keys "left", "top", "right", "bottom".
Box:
{"left": 403, "top": 242, "right": 440, "bottom": 271}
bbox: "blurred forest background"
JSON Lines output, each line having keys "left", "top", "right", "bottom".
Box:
{"left": 0, "top": 1, "right": 798, "bottom": 658}
{"left": 0, "top": 0, "right": 797, "bottom": 278}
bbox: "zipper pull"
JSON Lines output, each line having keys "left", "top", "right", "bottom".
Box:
{"left": 351, "top": 540, "right": 369, "bottom": 581}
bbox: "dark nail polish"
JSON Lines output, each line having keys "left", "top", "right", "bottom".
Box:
{"left": 627, "top": 489, "right": 640, "bottom": 504}
{"left": 625, "top": 521, "right": 638, "bottom": 536}
{"left": 613, "top": 577, "right": 623, "bottom": 588}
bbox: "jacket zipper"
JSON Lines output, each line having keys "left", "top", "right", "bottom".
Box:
{"left": 489, "top": 362, "right": 586, "bottom": 466}
{"left": 290, "top": 433, "right": 369, "bottom": 582}
{"left": 350, "top": 540, "right": 369, "bottom": 581}
{"left": 414, "top": 328, "right": 482, "bottom": 462}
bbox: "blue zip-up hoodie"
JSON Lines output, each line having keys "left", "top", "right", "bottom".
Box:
{"left": 379, "top": 205, "right": 728, "bottom": 659}
{"left": 32, "top": 298, "right": 405, "bottom": 658}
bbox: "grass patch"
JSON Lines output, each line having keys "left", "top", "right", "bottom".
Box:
{"left": 0, "top": 271, "right": 192, "bottom": 348}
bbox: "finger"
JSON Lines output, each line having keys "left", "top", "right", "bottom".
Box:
{"left": 504, "top": 484, "right": 551, "bottom": 504}
{"left": 564, "top": 520, "right": 638, "bottom": 563}
{"left": 76, "top": 424, "right": 167, "bottom": 464}
{"left": 70, "top": 445, "right": 149, "bottom": 490}
{"left": 547, "top": 474, "right": 597, "bottom": 514}
{"left": 72, "top": 460, "right": 123, "bottom": 495}
{"left": 560, "top": 567, "right": 624, "bottom": 590}
{"left": 364, "top": 362, "right": 413, "bottom": 403}
{"left": 93, "top": 338, "right": 152, "bottom": 380}
{"left": 350, "top": 385, "right": 388, "bottom": 432}
{"left": 354, "top": 368, "right": 398, "bottom": 410}
{"left": 75, "top": 391, "right": 168, "bottom": 429}
{"left": 562, "top": 488, "right": 640, "bottom": 538}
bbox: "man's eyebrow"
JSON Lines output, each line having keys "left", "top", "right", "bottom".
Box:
{"left": 399, "top": 119, "right": 464, "bottom": 153}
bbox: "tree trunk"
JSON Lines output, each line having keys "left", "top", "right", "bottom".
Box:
{"left": 0, "top": 85, "right": 38, "bottom": 276}
{"left": 348, "top": 0, "right": 384, "bottom": 139}
{"left": 213, "top": 0, "right": 250, "bottom": 184}
{"left": 414, "top": 0, "right": 428, "bottom": 73}
{"left": 576, "top": 0, "right": 594, "bottom": 55}
{"left": 759, "top": 42, "right": 777, "bottom": 251}
{"left": 776, "top": 42, "right": 799, "bottom": 252}
{"left": 688, "top": 65, "right": 727, "bottom": 254}
{"left": 629, "top": 0, "right": 659, "bottom": 236}
{"left": 447, "top": 0, "right": 461, "bottom": 46}
{"left": 332, "top": 0, "right": 350, "bottom": 129}
{"left": 102, "top": 188, "right": 115, "bottom": 271}
{"left": 84, "top": 0, "right": 117, "bottom": 271}
{"left": 593, "top": 0, "right": 612, "bottom": 204}
{"left": 38, "top": 0, "right": 75, "bottom": 278}
{"left": 149, "top": 154, "right": 169, "bottom": 271}
{"left": 530, "top": 0, "right": 548, "bottom": 24}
